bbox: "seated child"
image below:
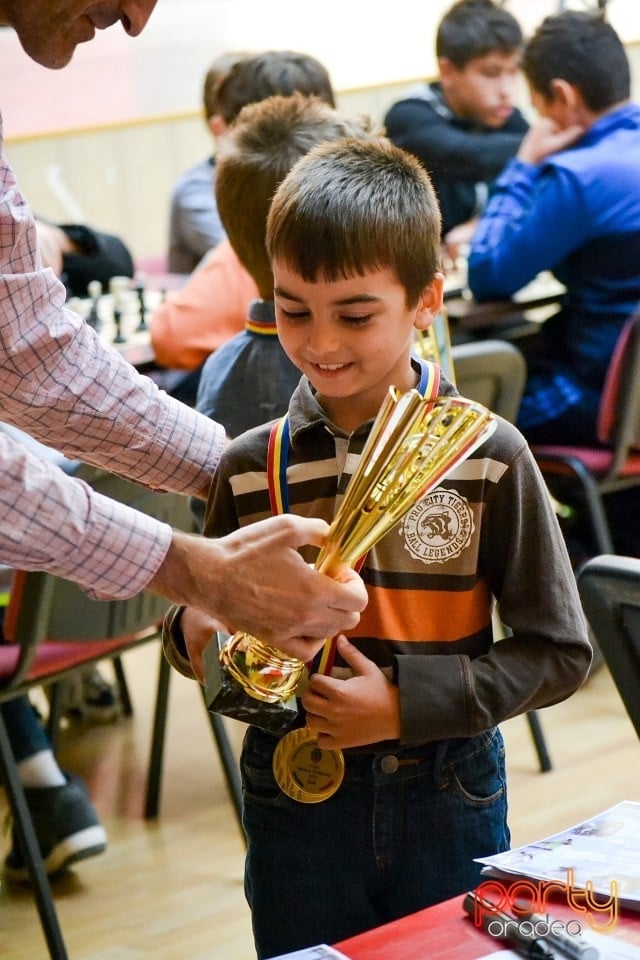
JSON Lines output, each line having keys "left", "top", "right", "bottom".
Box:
{"left": 151, "top": 49, "right": 337, "bottom": 372}
{"left": 167, "top": 50, "right": 249, "bottom": 275}
{"left": 384, "top": 0, "right": 528, "bottom": 258}
{"left": 165, "top": 136, "right": 592, "bottom": 958}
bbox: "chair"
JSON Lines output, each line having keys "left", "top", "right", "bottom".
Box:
{"left": 531, "top": 310, "right": 640, "bottom": 555}
{"left": 577, "top": 554, "right": 640, "bottom": 741}
{"left": 451, "top": 337, "right": 526, "bottom": 424}
{"left": 452, "top": 338, "right": 552, "bottom": 773}
{"left": 0, "top": 466, "right": 241, "bottom": 960}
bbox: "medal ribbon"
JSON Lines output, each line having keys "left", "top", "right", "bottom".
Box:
{"left": 266, "top": 357, "right": 441, "bottom": 676}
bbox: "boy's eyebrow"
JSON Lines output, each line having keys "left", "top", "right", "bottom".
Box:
{"left": 274, "top": 285, "right": 383, "bottom": 307}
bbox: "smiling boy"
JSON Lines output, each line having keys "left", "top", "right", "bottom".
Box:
{"left": 178, "top": 135, "right": 592, "bottom": 958}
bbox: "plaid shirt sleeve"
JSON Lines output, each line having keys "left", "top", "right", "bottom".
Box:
{"left": 0, "top": 121, "right": 225, "bottom": 598}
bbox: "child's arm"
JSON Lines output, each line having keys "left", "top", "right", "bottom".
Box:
{"left": 395, "top": 438, "right": 592, "bottom": 744}
{"left": 302, "top": 635, "right": 401, "bottom": 750}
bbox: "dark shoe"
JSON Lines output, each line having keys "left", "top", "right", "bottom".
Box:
{"left": 65, "top": 667, "right": 121, "bottom": 724}
{"left": 4, "top": 775, "right": 107, "bottom": 882}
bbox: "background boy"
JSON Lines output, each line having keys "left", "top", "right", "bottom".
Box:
{"left": 151, "top": 49, "right": 337, "bottom": 374}
{"left": 167, "top": 136, "right": 591, "bottom": 957}
{"left": 189, "top": 93, "right": 376, "bottom": 527}
{"left": 467, "top": 10, "right": 640, "bottom": 557}
{"left": 167, "top": 50, "right": 249, "bottom": 275}
{"left": 384, "top": 0, "right": 528, "bottom": 257}
{"left": 468, "top": 10, "right": 640, "bottom": 449}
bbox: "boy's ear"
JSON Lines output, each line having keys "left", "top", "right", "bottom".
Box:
{"left": 208, "top": 113, "right": 228, "bottom": 139}
{"left": 549, "top": 78, "right": 584, "bottom": 122}
{"left": 438, "top": 57, "right": 458, "bottom": 83}
{"left": 414, "top": 274, "right": 445, "bottom": 330}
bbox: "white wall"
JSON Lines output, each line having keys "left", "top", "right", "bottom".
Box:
{"left": 4, "top": 0, "right": 637, "bottom": 139}
{"left": 2, "top": 0, "right": 638, "bottom": 261}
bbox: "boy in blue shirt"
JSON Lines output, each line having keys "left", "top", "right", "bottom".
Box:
{"left": 468, "top": 11, "right": 640, "bottom": 449}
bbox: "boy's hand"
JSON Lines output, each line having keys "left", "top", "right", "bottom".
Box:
{"left": 517, "top": 116, "right": 585, "bottom": 165}
{"left": 302, "top": 635, "right": 400, "bottom": 750}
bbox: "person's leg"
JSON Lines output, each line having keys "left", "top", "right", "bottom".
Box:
{"left": 241, "top": 728, "right": 381, "bottom": 959}
{"left": 1, "top": 697, "right": 107, "bottom": 881}
{"left": 370, "top": 729, "right": 510, "bottom": 926}
{"left": 62, "top": 665, "right": 121, "bottom": 724}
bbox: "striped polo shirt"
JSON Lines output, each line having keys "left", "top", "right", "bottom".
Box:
{"left": 203, "top": 365, "right": 591, "bottom": 743}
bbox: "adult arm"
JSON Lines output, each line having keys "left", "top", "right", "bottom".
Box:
{"left": 1, "top": 147, "right": 226, "bottom": 491}
{"left": 384, "top": 99, "right": 528, "bottom": 181}
{"left": 1, "top": 136, "right": 366, "bottom": 648}
{"left": 396, "top": 439, "right": 592, "bottom": 743}
{"left": 0, "top": 433, "right": 367, "bottom": 646}
{"left": 150, "top": 239, "right": 258, "bottom": 370}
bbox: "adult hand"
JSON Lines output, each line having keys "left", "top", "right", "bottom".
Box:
{"left": 180, "top": 607, "right": 222, "bottom": 682}
{"left": 148, "top": 515, "right": 368, "bottom": 661}
{"left": 302, "top": 635, "right": 400, "bottom": 750}
{"left": 517, "top": 117, "right": 585, "bottom": 166}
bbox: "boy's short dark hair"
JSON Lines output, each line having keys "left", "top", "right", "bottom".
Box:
{"left": 215, "top": 94, "right": 377, "bottom": 297}
{"left": 266, "top": 137, "right": 442, "bottom": 309}
{"left": 214, "top": 50, "right": 335, "bottom": 126}
{"left": 522, "top": 11, "right": 630, "bottom": 111}
{"left": 203, "top": 51, "right": 252, "bottom": 120}
{"left": 436, "top": 0, "right": 523, "bottom": 68}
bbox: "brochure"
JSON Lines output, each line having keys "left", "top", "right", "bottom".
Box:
{"left": 476, "top": 800, "right": 640, "bottom": 913}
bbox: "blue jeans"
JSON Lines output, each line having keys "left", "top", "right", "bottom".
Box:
{"left": 241, "top": 725, "right": 510, "bottom": 959}
{"left": 1, "top": 697, "right": 50, "bottom": 762}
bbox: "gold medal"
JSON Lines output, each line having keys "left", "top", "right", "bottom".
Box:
{"left": 273, "top": 727, "right": 344, "bottom": 803}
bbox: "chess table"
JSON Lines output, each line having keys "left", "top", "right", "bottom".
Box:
{"left": 66, "top": 274, "right": 184, "bottom": 370}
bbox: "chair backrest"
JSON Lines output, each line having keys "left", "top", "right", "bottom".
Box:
{"left": 451, "top": 338, "right": 526, "bottom": 424}
{"left": 596, "top": 310, "right": 640, "bottom": 475}
{"left": 1, "top": 465, "right": 194, "bottom": 690}
{"left": 577, "top": 554, "right": 640, "bottom": 741}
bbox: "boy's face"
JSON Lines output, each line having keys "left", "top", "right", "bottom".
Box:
{"left": 273, "top": 260, "right": 444, "bottom": 432}
{"left": 439, "top": 50, "right": 521, "bottom": 128}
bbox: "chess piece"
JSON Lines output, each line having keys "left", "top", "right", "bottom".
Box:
{"left": 134, "top": 274, "right": 148, "bottom": 332}
{"left": 109, "top": 276, "right": 130, "bottom": 344}
{"left": 87, "top": 279, "right": 102, "bottom": 330}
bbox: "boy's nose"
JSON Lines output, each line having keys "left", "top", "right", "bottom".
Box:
{"left": 308, "top": 325, "right": 341, "bottom": 355}
{"left": 498, "top": 74, "right": 517, "bottom": 102}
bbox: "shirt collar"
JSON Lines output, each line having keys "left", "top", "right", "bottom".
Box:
{"left": 287, "top": 358, "right": 457, "bottom": 449}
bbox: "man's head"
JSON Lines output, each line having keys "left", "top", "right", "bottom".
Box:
{"left": 436, "top": 0, "right": 523, "bottom": 128}
{"left": 266, "top": 138, "right": 444, "bottom": 428}
{"left": 215, "top": 93, "right": 376, "bottom": 299}
{"left": 523, "top": 11, "right": 630, "bottom": 118}
{"left": 213, "top": 50, "right": 335, "bottom": 128}
{"left": 0, "top": 0, "right": 157, "bottom": 69}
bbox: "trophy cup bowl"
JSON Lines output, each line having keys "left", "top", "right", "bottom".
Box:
{"left": 204, "top": 386, "right": 496, "bottom": 734}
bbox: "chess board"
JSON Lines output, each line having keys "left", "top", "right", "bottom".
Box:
{"left": 67, "top": 276, "right": 162, "bottom": 368}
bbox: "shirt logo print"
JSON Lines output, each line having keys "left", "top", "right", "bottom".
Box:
{"left": 400, "top": 490, "right": 475, "bottom": 563}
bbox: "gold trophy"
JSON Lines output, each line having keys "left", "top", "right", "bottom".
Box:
{"left": 204, "top": 383, "right": 496, "bottom": 771}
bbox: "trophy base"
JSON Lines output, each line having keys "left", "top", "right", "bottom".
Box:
{"left": 203, "top": 633, "right": 299, "bottom": 735}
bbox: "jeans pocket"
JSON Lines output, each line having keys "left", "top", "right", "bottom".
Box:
{"left": 443, "top": 728, "right": 506, "bottom": 807}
